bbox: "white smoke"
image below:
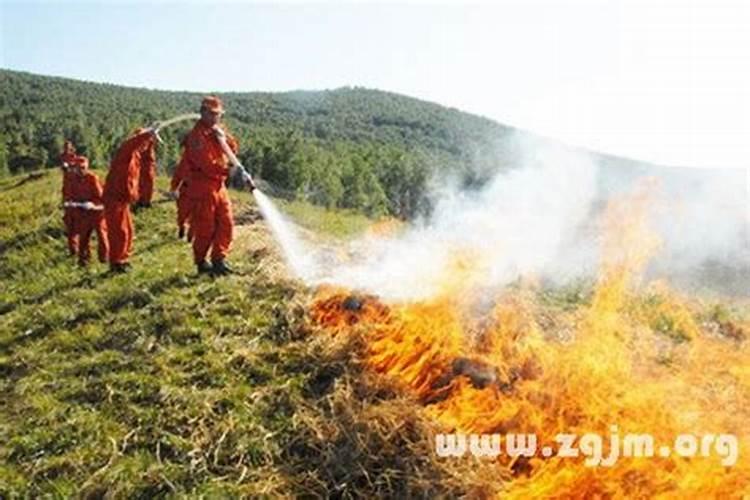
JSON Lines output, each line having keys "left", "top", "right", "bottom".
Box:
{"left": 322, "top": 142, "right": 597, "bottom": 300}
{"left": 255, "top": 135, "right": 749, "bottom": 299}
{"left": 259, "top": 135, "right": 599, "bottom": 300}
{"left": 645, "top": 166, "right": 750, "bottom": 292}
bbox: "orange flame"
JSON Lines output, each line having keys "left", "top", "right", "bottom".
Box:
{"left": 309, "top": 185, "right": 750, "bottom": 497}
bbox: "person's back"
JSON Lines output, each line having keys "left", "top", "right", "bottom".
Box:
{"left": 104, "top": 132, "right": 153, "bottom": 204}
{"left": 103, "top": 129, "right": 157, "bottom": 272}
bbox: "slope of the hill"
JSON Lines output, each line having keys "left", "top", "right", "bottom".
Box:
{"left": 1, "top": 171, "right": 748, "bottom": 497}
{"left": 0, "top": 69, "right": 516, "bottom": 216}
{"left": 0, "top": 171, "right": 464, "bottom": 497}
{"left": 1, "top": 69, "right": 670, "bottom": 218}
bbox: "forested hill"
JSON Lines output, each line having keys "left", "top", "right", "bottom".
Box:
{"left": 0, "top": 69, "right": 650, "bottom": 216}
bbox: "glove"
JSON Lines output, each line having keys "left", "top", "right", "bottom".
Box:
{"left": 243, "top": 172, "right": 256, "bottom": 191}
{"left": 236, "top": 165, "right": 256, "bottom": 191}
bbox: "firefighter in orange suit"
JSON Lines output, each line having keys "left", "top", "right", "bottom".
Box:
{"left": 180, "top": 96, "right": 254, "bottom": 275}
{"left": 60, "top": 140, "right": 89, "bottom": 256}
{"left": 64, "top": 161, "right": 108, "bottom": 266}
{"left": 103, "top": 128, "right": 158, "bottom": 273}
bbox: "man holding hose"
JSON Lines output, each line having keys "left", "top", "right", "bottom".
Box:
{"left": 181, "top": 96, "right": 255, "bottom": 275}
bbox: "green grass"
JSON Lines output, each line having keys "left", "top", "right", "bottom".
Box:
{"left": 274, "top": 198, "right": 373, "bottom": 239}
{"left": 1, "top": 170, "right": 427, "bottom": 497}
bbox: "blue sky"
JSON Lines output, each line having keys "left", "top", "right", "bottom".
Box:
{"left": 1, "top": 0, "right": 749, "bottom": 168}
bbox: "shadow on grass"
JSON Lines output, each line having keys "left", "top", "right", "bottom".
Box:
{"left": 0, "top": 274, "right": 99, "bottom": 316}
{"left": 0, "top": 225, "right": 65, "bottom": 257}
{"left": 0, "top": 171, "right": 49, "bottom": 193}
{"left": 0, "top": 274, "right": 193, "bottom": 353}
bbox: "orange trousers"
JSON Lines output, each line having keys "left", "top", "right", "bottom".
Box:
{"left": 74, "top": 211, "right": 108, "bottom": 265}
{"left": 190, "top": 188, "right": 233, "bottom": 264}
{"left": 138, "top": 164, "right": 155, "bottom": 204}
{"left": 177, "top": 190, "right": 194, "bottom": 240}
{"left": 63, "top": 208, "right": 78, "bottom": 256}
{"left": 104, "top": 201, "right": 134, "bottom": 264}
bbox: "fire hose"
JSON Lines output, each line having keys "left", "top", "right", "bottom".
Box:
{"left": 154, "top": 113, "right": 200, "bottom": 129}
{"left": 146, "top": 113, "right": 201, "bottom": 144}
{"left": 213, "top": 128, "right": 256, "bottom": 191}
{"left": 62, "top": 201, "right": 104, "bottom": 211}
{"left": 60, "top": 114, "right": 200, "bottom": 172}
{"left": 146, "top": 114, "right": 255, "bottom": 191}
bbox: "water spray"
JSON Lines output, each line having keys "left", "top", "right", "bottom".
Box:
{"left": 252, "top": 190, "right": 316, "bottom": 281}
{"left": 211, "top": 127, "right": 314, "bottom": 277}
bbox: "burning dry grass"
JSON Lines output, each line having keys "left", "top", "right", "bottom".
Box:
{"left": 309, "top": 186, "right": 750, "bottom": 497}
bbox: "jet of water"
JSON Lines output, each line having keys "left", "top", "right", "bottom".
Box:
{"left": 253, "top": 190, "right": 316, "bottom": 281}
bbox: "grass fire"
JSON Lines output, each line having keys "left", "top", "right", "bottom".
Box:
{"left": 307, "top": 179, "right": 750, "bottom": 497}
{"left": 2, "top": 67, "right": 748, "bottom": 497}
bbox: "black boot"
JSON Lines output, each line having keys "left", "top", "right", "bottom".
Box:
{"left": 211, "top": 260, "right": 234, "bottom": 276}
{"left": 110, "top": 262, "right": 131, "bottom": 274}
{"left": 196, "top": 261, "right": 213, "bottom": 274}
{"left": 178, "top": 226, "right": 185, "bottom": 239}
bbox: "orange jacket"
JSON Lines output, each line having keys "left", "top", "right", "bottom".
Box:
{"left": 60, "top": 152, "right": 90, "bottom": 201}
{"left": 103, "top": 132, "right": 155, "bottom": 203}
{"left": 181, "top": 121, "right": 238, "bottom": 196}
{"left": 67, "top": 170, "right": 104, "bottom": 205}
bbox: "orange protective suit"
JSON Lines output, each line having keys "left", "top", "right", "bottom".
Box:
{"left": 137, "top": 145, "right": 156, "bottom": 205}
{"left": 65, "top": 167, "right": 108, "bottom": 265}
{"left": 170, "top": 154, "right": 193, "bottom": 240}
{"left": 180, "top": 121, "right": 239, "bottom": 264}
{"left": 103, "top": 131, "right": 156, "bottom": 265}
{"left": 60, "top": 151, "right": 89, "bottom": 256}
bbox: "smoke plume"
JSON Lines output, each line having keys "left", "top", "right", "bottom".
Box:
{"left": 259, "top": 134, "right": 750, "bottom": 300}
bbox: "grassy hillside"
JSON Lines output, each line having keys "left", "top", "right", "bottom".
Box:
{"left": 1, "top": 69, "right": 664, "bottom": 218}
{"left": 2, "top": 169, "right": 749, "bottom": 497}
{"left": 0, "top": 69, "right": 520, "bottom": 217}
{"left": 0, "top": 171, "right": 461, "bottom": 497}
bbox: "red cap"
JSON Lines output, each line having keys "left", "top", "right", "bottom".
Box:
{"left": 201, "top": 95, "right": 225, "bottom": 114}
